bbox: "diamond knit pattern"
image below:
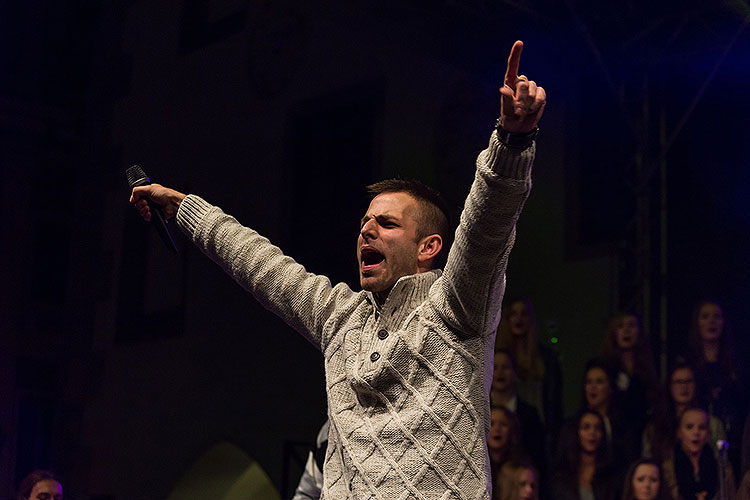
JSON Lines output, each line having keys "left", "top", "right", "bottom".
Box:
{"left": 176, "top": 131, "right": 534, "bottom": 499}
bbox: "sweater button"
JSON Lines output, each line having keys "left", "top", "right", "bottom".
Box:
{"left": 377, "top": 329, "right": 389, "bottom": 340}
{"left": 370, "top": 352, "right": 380, "bottom": 362}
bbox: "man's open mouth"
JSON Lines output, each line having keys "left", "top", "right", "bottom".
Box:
{"left": 361, "top": 247, "right": 385, "bottom": 271}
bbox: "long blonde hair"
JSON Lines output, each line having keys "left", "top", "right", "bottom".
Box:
{"left": 496, "top": 299, "right": 544, "bottom": 381}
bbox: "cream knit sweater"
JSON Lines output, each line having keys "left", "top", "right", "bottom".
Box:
{"left": 176, "top": 131, "right": 534, "bottom": 500}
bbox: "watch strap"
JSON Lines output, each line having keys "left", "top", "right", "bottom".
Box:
{"left": 495, "top": 118, "right": 538, "bottom": 150}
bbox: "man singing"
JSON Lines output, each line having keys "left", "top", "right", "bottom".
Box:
{"left": 131, "top": 40, "right": 546, "bottom": 499}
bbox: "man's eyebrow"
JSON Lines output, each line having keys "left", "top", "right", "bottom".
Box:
{"left": 360, "top": 213, "right": 398, "bottom": 226}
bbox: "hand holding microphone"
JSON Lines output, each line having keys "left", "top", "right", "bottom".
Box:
{"left": 127, "top": 165, "right": 186, "bottom": 253}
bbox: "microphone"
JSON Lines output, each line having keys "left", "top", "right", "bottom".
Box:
{"left": 126, "top": 165, "right": 178, "bottom": 254}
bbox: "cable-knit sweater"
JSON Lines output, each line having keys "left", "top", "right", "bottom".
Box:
{"left": 175, "top": 131, "right": 534, "bottom": 500}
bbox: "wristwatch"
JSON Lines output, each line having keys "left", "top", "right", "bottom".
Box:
{"left": 495, "top": 117, "right": 538, "bottom": 150}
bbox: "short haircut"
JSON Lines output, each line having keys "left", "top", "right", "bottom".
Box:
{"left": 366, "top": 179, "right": 451, "bottom": 263}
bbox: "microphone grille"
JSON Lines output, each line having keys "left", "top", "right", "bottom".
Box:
{"left": 126, "top": 165, "right": 150, "bottom": 188}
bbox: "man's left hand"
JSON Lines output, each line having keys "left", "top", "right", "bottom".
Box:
{"left": 499, "top": 41, "right": 546, "bottom": 133}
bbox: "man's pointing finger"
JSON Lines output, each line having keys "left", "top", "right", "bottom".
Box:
{"left": 504, "top": 40, "right": 524, "bottom": 88}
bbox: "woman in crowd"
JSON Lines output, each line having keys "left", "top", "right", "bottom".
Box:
{"left": 579, "top": 358, "right": 639, "bottom": 464}
{"left": 620, "top": 458, "right": 671, "bottom": 500}
{"left": 491, "top": 349, "right": 545, "bottom": 469}
{"left": 687, "top": 300, "right": 745, "bottom": 476}
{"left": 643, "top": 361, "right": 726, "bottom": 462}
{"left": 551, "top": 409, "right": 620, "bottom": 500}
{"left": 496, "top": 461, "right": 539, "bottom": 500}
{"left": 662, "top": 407, "right": 735, "bottom": 500}
{"left": 496, "top": 298, "right": 563, "bottom": 438}
{"left": 600, "top": 313, "right": 661, "bottom": 446}
{"left": 489, "top": 406, "right": 527, "bottom": 487}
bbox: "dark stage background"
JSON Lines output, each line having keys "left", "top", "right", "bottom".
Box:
{"left": 1, "top": 1, "right": 749, "bottom": 498}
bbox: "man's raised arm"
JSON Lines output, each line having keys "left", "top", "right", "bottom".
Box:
{"left": 436, "top": 40, "right": 546, "bottom": 336}
{"left": 128, "top": 184, "right": 355, "bottom": 348}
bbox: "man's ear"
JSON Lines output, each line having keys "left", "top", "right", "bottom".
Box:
{"left": 417, "top": 234, "right": 443, "bottom": 267}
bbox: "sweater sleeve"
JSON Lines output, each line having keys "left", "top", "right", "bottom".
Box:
{"left": 433, "top": 130, "right": 533, "bottom": 337}
{"left": 175, "top": 195, "right": 356, "bottom": 348}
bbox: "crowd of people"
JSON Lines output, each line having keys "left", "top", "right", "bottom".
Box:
{"left": 489, "top": 298, "right": 750, "bottom": 500}
{"left": 20, "top": 298, "right": 748, "bottom": 500}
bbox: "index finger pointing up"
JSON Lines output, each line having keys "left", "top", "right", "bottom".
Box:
{"left": 504, "top": 40, "right": 524, "bottom": 88}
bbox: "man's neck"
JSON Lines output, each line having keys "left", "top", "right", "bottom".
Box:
{"left": 374, "top": 289, "right": 391, "bottom": 306}
{"left": 371, "top": 267, "right": 439, "bottom": 305}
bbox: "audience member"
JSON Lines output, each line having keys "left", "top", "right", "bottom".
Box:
{"left": 491, "top": 349, "right": 545, "bottom": 471}
{"left": 643, "top": 361, "right": 726, "bottom": 462}
{"left": 661, "top": 407, "right": 736, "bottom": 500}
{"left": 16, "top": 470, "right": 63, "bottom": 500}
{"left": 580, "top": 359, "right": 639, "bottom": 464}
{"left": 600, "top": 313, "right": 661, "bottom": 445}
{"left": 496, "top": 461, "right": 539, "bottom": 500}
{"left": 489, "top": 406, "right": 527, "bottom": 487}
{"left": 496, "top": 298, "right": 563, "bottom": 445}
{"left": 687, "top": 300, "right": 745, "bottom": 475}
{"left": 551, "top": 409, "right": 621, "bottom": 500}
{"left": 620, "top": 458, "right": 671, "bottom": 500}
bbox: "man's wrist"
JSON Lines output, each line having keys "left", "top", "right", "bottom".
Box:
{"left": 495, "top": 118, "right": 538, "bottom": 150}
